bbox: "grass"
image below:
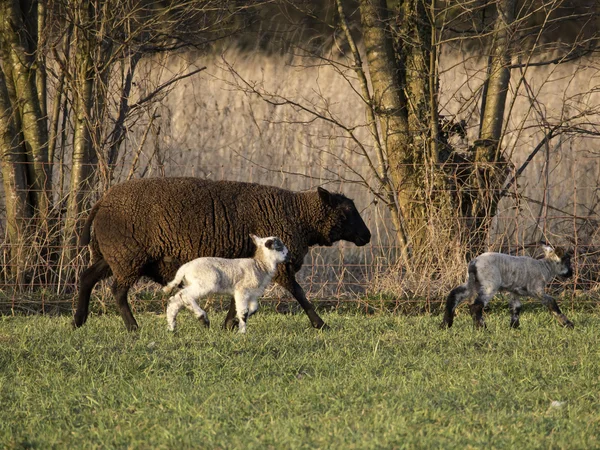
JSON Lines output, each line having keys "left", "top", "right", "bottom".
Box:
{"left": 1, "top": 307, "right": 599, "bottom": 449}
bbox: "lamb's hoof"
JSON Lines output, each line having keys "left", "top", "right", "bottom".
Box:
{"left": 200, "top": 315, "right": 210, "bottom": 328}
{"left": 510, "top": 319, "right": 520, "bottom": 329}
{"left": 563, "top": 320, "right": 574, "bottom": 329}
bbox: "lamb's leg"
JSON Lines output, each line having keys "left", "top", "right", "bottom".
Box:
{"left": 180, "top": 286, "right": 210, "bottom": 328}
{"left": 166, "top": 291, "right": 186, "bottom": 331}
{"left": 508, "top": 296, "right": 522, "bottom": 329}
{"left": 248, "top": 298, "right": 259, "bottom": 317}
{"left": 112, "top": 281, "right": 138, "bottom": 331}
{"left": 73, "top": 259, "right": 111, "bottom": 328}
{"left": 540, "top": 293, "right": 574, "bottom": 328}
{"left": 233, "top": 291, "right": 250, "bottom": 334}
{"left": 441, "top": 283, "right": 471, "bottom": 329}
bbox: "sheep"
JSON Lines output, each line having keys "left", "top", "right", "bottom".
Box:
{"left": 440, "top": 245, "right": 574, "bottom": 329}
{"left": 163, "top": 235, "right": 290, "bottom": 333}
{"left": 73, "top": 177, "right": 371, "bottom": 331}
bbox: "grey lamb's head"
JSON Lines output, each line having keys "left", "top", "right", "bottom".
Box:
{"left": 541, "top": 245, "right": 573, "bottom": 279}
{"left": 317, "top": 187, "right": 371, "bottom": 247}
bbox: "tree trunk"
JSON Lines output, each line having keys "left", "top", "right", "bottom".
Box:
{"left": 62, "top": 25, "right": 97, "bottom": 272}
{"left": 0, "top": 68, "right": 31, "bottom": 283}
{"left": 359, "top": 0, "right": 415, "bottom": 262}
{"left": 1, "top": 0, "right": 50, "bottom": 217}
{"left": 467, "top": 0, "right": 516, "bottom": 254}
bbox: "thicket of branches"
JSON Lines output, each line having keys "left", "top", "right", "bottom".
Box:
{"left": 0, "top": 0, "right": 266, "bottom": 289}
{"left": 227, "top": 0, "right": 600, "bottom": 276}
{"left": 1, "top": 0, "right": 599, "bottom": 299}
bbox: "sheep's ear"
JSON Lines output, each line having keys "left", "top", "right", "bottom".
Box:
{"left": 317, "top": 187, "right": 333, "bottom": 205}
{"left": 554, "top": 247, "right": 565, "bottom": 258}
{"left": 250, "top": 234, "right": 259, "bottom": 244}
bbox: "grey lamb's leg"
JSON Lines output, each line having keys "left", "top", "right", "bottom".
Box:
{"left": 540, "top": 293, "right": 574, "bottom": 328}
{"left": 508, "top": 295, "right": 522, "bottom": 329}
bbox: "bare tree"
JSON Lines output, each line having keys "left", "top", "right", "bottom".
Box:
{"left": 0, "top": 0, "right": 265, "bottom": 287}
{"left": 229, "top": 0, "right": 599, "bottom": 268}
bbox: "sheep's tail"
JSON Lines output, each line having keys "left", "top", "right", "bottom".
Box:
{"left": 162, "top": 270, "right": 184, "bottom": 295}
{"left": 79, "top": 200, "right": 102, "bottom": 247}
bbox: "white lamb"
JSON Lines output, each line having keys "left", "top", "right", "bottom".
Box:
{"left": 163, "top": 235, "right": 290, "bottom": 333}
{"left": 441, "top": 245, "right": 574, "bottom": 329}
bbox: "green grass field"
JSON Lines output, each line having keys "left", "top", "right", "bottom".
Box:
{"left": 1, "top": 307, "right": 599, "bottom": 449}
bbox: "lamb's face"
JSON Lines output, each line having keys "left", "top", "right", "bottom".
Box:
{"left": 252, "top": 235, "right": 290, "bottom": 265}
{"left": 556, "top": 251, "right": 573, "bottom": 278}
{"left": 543, "top": 246, "right": 573, "bottom": 278}
{"left": 264, "top": 237, "right": 290, "bottom": 264}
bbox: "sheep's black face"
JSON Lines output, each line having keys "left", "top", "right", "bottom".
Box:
{"left": 318, "top": 187, "right": 371, "bottom": 247}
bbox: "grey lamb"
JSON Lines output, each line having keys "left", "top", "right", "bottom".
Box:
{"left": 441, "top": 245, "right": 574, "bottom": 329}
{"left": 163, "top": 235, "right": 290, "bottom": 333}
{"left": 74, "top": 177, "right": 371, "bottom": 331}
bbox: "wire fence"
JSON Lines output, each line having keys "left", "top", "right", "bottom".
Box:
{"left": 1, "top": 160, "right": 599, "bottom": 315}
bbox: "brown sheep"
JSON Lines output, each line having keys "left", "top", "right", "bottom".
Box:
{"left": 74, "top": 177, "right": 371, "bottom": 331}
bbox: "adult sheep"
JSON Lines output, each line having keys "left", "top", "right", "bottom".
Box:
{"left": 74, "top": 177, "right": 371, "bottom": 331}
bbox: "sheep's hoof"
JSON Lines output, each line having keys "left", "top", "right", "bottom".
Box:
{"left": 312, "top": 321, "right": 330, "bottom": 330}
{"left": 473, "top": 321, "right": 486, "bottom": 330}
{"left": 562, "top": 320, "right": 574, "bottom": 329}
{"left": 200, "top": 315, "right": 210, "bottom": 328}
{"left": 440, "top": 318, "right": 453, "bottom": 329}
{"left": 222, "top": 318, "right": 239, "bottom": 331}
{"left": 510, "top": 318, "right": 520, "bottom": 329}
{"left": 125, "top": 323, "right": 139, "bottom": 332}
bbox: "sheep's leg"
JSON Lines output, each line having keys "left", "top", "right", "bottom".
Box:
{"left": 540, "top": 294, "right": 574, "bottom": 328}
{"left": 470, "top": 292, "right": 492, "bottom": 329}
{"left": 508, "top": 296, "right": 522, "bottom": 329}
{"left": 112, "top": 281, "right": 138, "bottom": 331}
{"left": 223, "top": 301, "right": 240, "bottom": 331}
{"left": 275, "top": 271, "right": 327, "bottom": 330}
{"left": 441, "top": 284, "right": 471, "bottom": 329}
{"left": 73, "top": 259, "right": 111, "bottom": 328}
{"left": 233, "top": 291, "right": 250, "bottom": 334}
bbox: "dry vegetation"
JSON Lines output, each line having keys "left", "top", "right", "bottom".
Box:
{"left": 2, "top": 6, "right": 600, "bottom": 308}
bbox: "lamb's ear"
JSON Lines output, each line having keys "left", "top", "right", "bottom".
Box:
{"left": 250, "top": 234, "right": 259, "bottom": 244}
{"left": 317, "top": 187, "right": 334, "bottom": 206}
{"left": 541, "top": 245, "right": 555, "bottom": 258}
{"left": 554, "top": 247, "right": 565, "bottom": 258}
